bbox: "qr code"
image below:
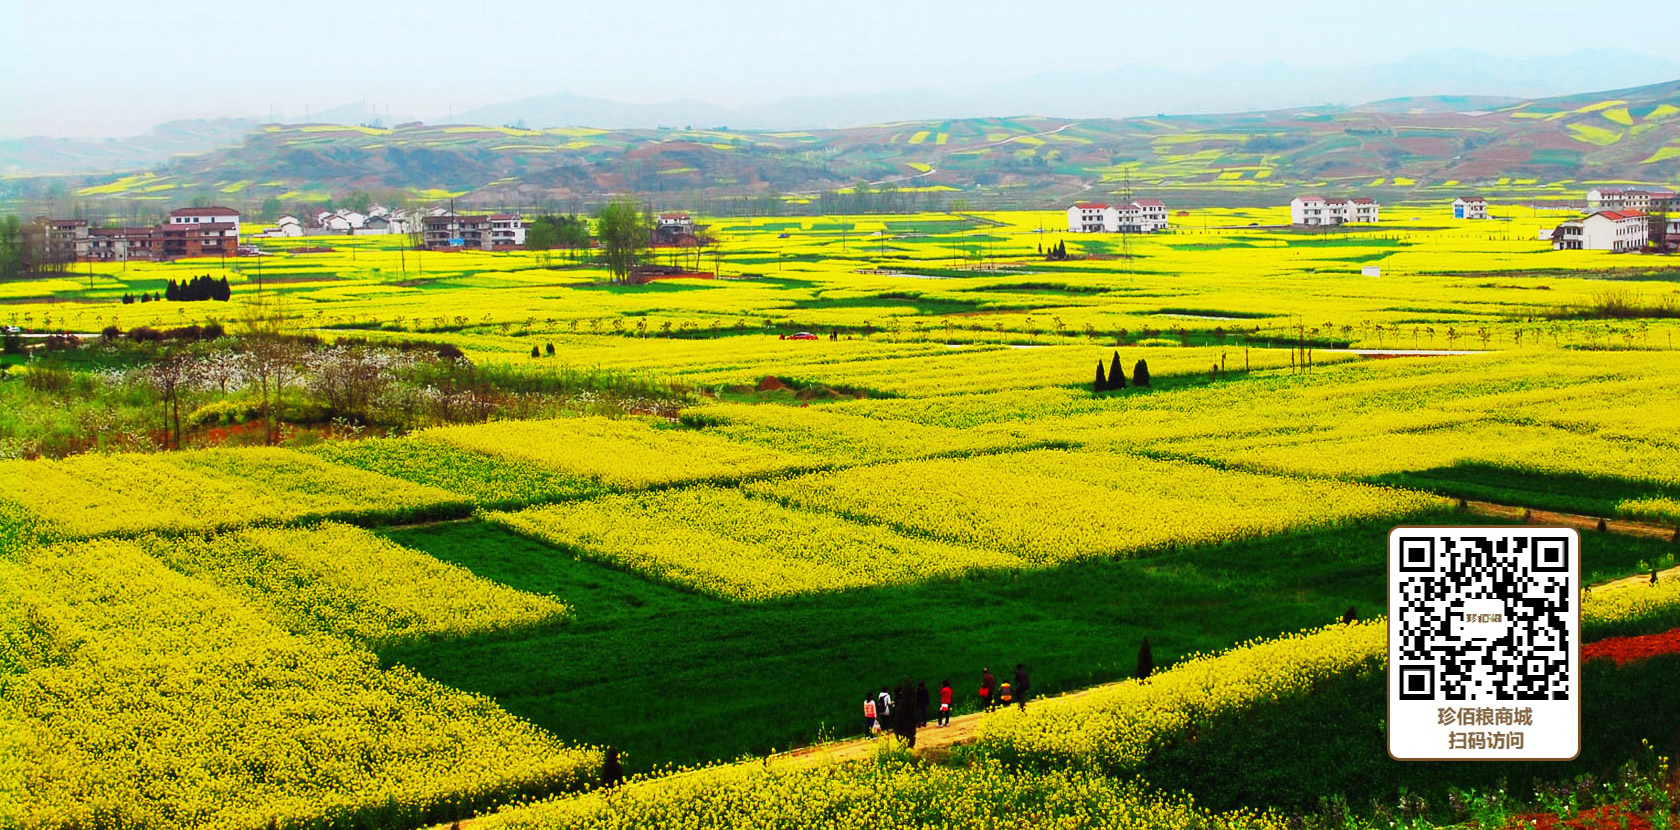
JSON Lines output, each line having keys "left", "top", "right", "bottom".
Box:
{"left": 1393, "top": 532, "right": 1574, "bottom": 702}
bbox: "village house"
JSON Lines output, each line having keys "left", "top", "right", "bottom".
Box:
{"left": 1291, "top": 196, "right": 1380, "bottom": 225}
{"left": 423, "top": 212, "right": 524, "bottom": 251}
{"left": 1550, "top": 210, "right": 1648, "bottom": 252}
{"left": 1067, "top": 203, "right": 1109, "bottom": 233}
{"left": 1064, "top": 200, "right": 1170, "bottom": 233}
{"left": 52, "top": 206, "right": 243, "bottom": 262}
{"left": 1586, "top": 187, "right": 1677, "bottom": 212}
{"left": 655, "top": 212, "right": 697, "bottom": 243}
{"left": 489, "top": 214, "right": 526, "bottom": 247}
{"left": 168, "top": 206, "right": 241, "bottom": 237}
{"left": 31, "top": 218, "right": 92, "bottom": 260}
{"left": 1452, "top": 197, "right": 1489, "bottom": 220}
{"left": 258, "top": 216, "right": 304, "bottom": 238}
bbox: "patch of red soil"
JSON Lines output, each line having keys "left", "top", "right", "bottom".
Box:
{"left": 1582, "top": 627, "right": 1680, "bottom": 666}
{"left": 755, "top": 376, "right": 789, "bottom": 392}
{"left": 1507, "top": 804, "right": 1664, "bottom": 830}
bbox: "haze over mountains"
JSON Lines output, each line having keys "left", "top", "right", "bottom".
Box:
{"left": 458, "top": 49, "right": 1680, "bottom": 131}
{"left": 3, "top": 49, "right": 1677, "bottom": 176}
{"left": 8, "top": 76, "right": 1674, "bottom": 217}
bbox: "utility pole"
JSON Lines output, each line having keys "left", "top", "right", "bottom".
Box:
{"left": 1118, "top": 174, "right": 1134, "bottom": 276}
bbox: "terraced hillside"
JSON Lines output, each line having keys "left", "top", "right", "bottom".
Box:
{"left": 6, "top": 81, "right": 1676, "bottom": 212}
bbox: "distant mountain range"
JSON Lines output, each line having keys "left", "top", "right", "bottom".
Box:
{"left": 4, "top": 49, "right": 1677, "bottom": 178}
{"left": 5, "top": 78, "right": 1677, "bottom": 213}
{"left": 455, "top": 49, "right": 1680, "bottom": 131}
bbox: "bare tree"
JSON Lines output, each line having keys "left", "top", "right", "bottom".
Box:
{"left": 148, "top": 351, "right": 192, "bottom": 450}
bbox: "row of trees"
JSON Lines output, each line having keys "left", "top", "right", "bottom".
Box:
{"left": 165, "top": 275, "right": 232, "bottom": 302}
{"left": 0, "top": 215, "right": 77, "bottom": 280}
{"left": 1094, "top": 353, "right": 1150, "bottom": 393}
{"left": 524, "top": 215, "right": 591, "bottom": 266}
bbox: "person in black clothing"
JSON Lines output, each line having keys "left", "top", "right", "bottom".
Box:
{"left": 1014, "top": 663, "right": 1031, "bottom": 710}
{"left": 915, "top": 680, "right": 930, "bottom": 728}
{"left": 600, "top": 746, "right": 624, "bottom": 789}
{"left": 894, "top": 681, "right": 918, "bottom": 748}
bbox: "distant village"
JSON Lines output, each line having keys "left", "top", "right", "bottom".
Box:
{"left": 1061, "top": 188, "right": 1677, "bottom": 254}
{"left": 18, "top": 186, "right": 1676, "bottom": 270}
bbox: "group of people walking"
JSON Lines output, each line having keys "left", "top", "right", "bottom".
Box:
{"left": 862, "top": 664, "right": 1030, "bottom": 745}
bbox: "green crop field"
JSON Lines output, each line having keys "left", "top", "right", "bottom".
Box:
{"left": 3, "top": 206, "right": 1679, "bottom": 829}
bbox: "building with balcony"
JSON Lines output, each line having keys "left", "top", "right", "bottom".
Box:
{"left": 1291, "top": 196, "right": 1380, "bottom": 225}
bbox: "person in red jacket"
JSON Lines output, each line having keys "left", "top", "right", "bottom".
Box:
{"left": 980, "top": 667, "right": 996, "bottom": 711}
{"left": 937, "top": 680, "right": 953, "bottom": 726}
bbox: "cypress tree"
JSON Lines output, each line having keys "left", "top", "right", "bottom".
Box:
{"left": 1109, "top": 351, "right": 1126, "bottom": 388}
{"left": 1094, "top": 361, "right": 1108, "bottom": 393}
{"left": 530, "top": 345, "right": 540, "bottom": 358}
{"left": 218, "top": 276, "right": 232, "bottom": 301}
{"left": 1136, "top": 637, "right": 1154, "bottom": 680}
{"left": 1341, "top": 605, "right": 1358, "bottom": 624}
{"left": 1133, "top": 358, "right": 1151, "bottom": 387}
{"left": 165, "top": 280, "right": 177, "bottom": 301}
{"left": 545, "top": 342, "right": 555, "bottom": 356}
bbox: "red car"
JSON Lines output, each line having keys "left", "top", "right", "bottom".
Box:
{"left": 786, "top": 332, "right": 819, "bottom": 340}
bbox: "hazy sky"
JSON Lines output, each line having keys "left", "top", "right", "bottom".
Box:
{"left": 5, "top": 0, "right": 1677, "bottom": 137}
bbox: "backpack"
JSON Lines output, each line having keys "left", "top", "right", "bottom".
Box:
{"left": 999, "top": 684, "right": 1013, "bottom": 703}
{"left": 877, "top": 693, "right": 891, "bottom": 715}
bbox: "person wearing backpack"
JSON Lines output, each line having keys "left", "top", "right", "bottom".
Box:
{"left": 863, "top": 694, "right": 878, "bottom": 738}
{"left": 876, "top": 686, "right": 894, "bottom": 733}
{"left": 937, "top": 680, "right": 953, "bottom": 726}
{"left": 1014, "top": 663, "right": 1031, "bottom": 710}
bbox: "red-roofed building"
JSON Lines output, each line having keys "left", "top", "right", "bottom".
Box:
{"left": 1551, "top": 209, "right": 1647, "bottom": 252}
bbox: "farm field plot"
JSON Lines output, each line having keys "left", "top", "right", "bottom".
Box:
{"left": 745, "top": 449, "right": 1445, "bottom": 563}
{"left": 310, "top": 436, "right": 611, "bottom": 508}
{"left": 0, "top": 446, "right": 470, "bottom": 539}
{"left": 0, "top": 537, "right": 598, "bottom": 830}
{"left": 829, "top": 349, "right": 1680, "bottom": 517}
{"left": 5, "top": 206, "right": 1680, "bottom": 830}
{"left": 145, "top": 522, "right": 571, "bottom": 647}
{"left": 420, "top": 416, "right": 830, "bottom": 488}
{"left": 487, "top": 486, "right": 1024, "bottom": 599}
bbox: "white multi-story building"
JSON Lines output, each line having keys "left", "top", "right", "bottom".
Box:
{"left": 168, "top": 206, "right": 241, "bottom": 237}
{"left": 424, "top": 212, "right": 525, "bottom": 250}
{"left": 1291, "top": 196, "right": 1380, "bottom": 225}
{"left": 1065, "top": 200, "right": 1170, "bottom": 233}
{"left": 1586, "top": 188, "right": 1677, "bottom": 212}
{"left": 1453, "top": 197, "right": 1488, "bottom": 220}
{"left": 1068, "top": 203, "right": 1109, "bottom": 232}
{"left": 1551, "top": 210, "right": 1648, "bottom": 252}
{"left": 489, "top": 213, "right": 526, "bottom": 247}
